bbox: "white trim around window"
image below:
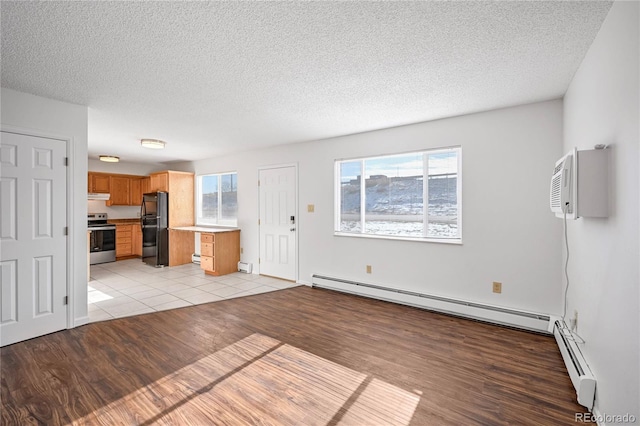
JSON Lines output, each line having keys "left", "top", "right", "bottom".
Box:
{"left": 334, "top": 146, "right": 462, "bottom": 243}
{"left": 196, "top": 171, "right": 238, "bottom": 227}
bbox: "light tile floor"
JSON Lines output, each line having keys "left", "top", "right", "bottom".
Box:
{"left": 88, "top": 259, "right": 298, "bottom": 323}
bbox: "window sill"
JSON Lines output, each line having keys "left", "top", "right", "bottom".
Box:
{"left": 195, "top": 223, "right": 238, "bottom": 229}
{"left": 334, "top": 231, "right": 462, "bottom": 245}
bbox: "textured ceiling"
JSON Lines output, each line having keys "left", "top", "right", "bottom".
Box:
{"left": 1, "top": 1, "right": 611, "bottom": 164}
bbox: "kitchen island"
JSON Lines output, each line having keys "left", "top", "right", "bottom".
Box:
{"left": 170, "top": 226, "right": 240, "bottom": 275}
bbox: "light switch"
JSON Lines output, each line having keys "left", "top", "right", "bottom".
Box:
{"left": 307, "top": 204, "right": 315, "bottom": 213}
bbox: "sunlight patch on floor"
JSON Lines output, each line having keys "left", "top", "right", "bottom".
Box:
{"left": 74, "top": 333, "right": 420, "bottom": 425}
{"left": 86, "top": 288, "right": 114, "bottom": 304}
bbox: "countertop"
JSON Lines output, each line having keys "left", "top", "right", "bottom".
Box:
{"left": 105, "top": 220, "right": 240, "bottom": 233}
{"left": 107, "top": 218, "right": 140, "bottom": 225}
{"left": 170, "top": 226, "right": 240, "bottom": 233}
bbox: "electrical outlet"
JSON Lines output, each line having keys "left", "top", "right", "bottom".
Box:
{"left": 366, "top": 265, "right": 372, "bottom": 274}
{"left": 492, "top": 281, "right": 502, "bottom": 294}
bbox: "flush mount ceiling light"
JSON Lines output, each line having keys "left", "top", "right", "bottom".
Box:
{"left": 99, "top": 155, "right": 120, "bottom": 163}
{"left": 141, "top": 139, "right": 166, "bottom": 149}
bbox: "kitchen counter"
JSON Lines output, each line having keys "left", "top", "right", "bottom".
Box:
{"left": 170, "top": 226, "right": 240, "bottom": 233}
{"left": 108, "top": 218, "right": 140, "bottom": 225}
{"left": 167, "top": 226, "right": 241, "bottom": 271}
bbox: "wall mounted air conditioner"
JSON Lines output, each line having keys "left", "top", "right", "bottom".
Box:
{"left": 550, "top": 147, "right": 608, "bottom": 219}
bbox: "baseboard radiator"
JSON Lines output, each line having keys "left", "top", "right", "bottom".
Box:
{"left": 311, "top": 275, "right": 550, "bottom": 333}
{"left": 552, "top": 320, "right": 596, "bottom": 409}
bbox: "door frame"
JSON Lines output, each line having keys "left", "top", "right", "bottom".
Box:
{"left": 257, "top": 162, "right": 299, "bottom": 283}
{"left": 1, "top": 125, "right": 74, "bottom": 330}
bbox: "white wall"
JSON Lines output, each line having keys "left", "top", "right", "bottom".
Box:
{"left": 1, "top": 88, "right": 89, "bottom": 326}
{"left": 88, "top": 158, "right": 165, "bottom": 175}
{"left": 176, "top": 100, "right": 564, "bottom": 315}
{"left": 563, "top": 1, "right": 639, "bottom": 422}
{"left": 88, "top": 159, "right": 166, "bottom": 218}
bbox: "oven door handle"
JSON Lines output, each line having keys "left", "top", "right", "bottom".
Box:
{"left": 88, "top": 226, "right": 116, "bottom": 231}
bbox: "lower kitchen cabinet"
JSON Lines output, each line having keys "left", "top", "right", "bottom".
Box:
{"left": 115, "top": 224, "right": 133, "bottom": 259}
{"left": 200, "top": 230, "right": 240, "bottom": 276}
{"left": 132, "top": 223, "right": 142, "bottom": 256}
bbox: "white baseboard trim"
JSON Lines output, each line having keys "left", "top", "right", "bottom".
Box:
{"left": 74, "top": 316, "right": 90, "bottom": 327}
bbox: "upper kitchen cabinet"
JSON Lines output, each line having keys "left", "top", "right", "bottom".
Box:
{"left": 88, "top": 172, "right": 149, "bottom": 206}
{"left": 107, "top": 175, "right": 131, "bottom": 206}
{"left": 88, "top": 172, "right": 110, "bottom": 193}
{"left": 149, "top": 173, "right": 169, "bottom": 192}
{"left": 130, "top": 177, "right": 150, "bottom": 207}
{"left": 149, "top": 171, "right": 194, "bottom": 228}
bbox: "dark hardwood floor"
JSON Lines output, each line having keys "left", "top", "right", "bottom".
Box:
{"left": 1, "top": 286, "right": 586, "bottom": 425}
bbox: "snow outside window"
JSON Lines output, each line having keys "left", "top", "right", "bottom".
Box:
{"left": 335, "top": 147, "right": 461, "bottom": 243}
{"left": 197, "top": 172, "right": 238, "bottom": 226}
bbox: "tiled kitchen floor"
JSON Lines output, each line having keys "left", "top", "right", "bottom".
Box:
{"left": 88, "top": 259, "right": 298, "bottom": 323}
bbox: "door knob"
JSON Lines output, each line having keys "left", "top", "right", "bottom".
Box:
{"left": 290, "top": 228, "right": 296, "bottom": 232}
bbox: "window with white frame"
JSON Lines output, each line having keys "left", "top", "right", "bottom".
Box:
{"left": 196, "top": 172, "right": 238, "bottom": 226}
{"left": 335, "top": 147, "right": 461, "bottom": 242}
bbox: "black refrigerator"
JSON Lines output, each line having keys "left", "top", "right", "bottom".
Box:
{"left": 141, "top": 191, "right": 169, "bottom": 267}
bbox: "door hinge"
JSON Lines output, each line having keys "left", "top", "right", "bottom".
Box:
{"left": 258, "top": 258, "right": 261, "bottom": 264}
{"left": 64, "top": 226, "right": 68, "bottom": 236}
{"left": 258, "top": 180, "right": 260, "bottom": 187}
{"left": 258, "top": 219, "right": 260, "bottom": 225}
{"left": 64, "top": 157, "right": 69, "bottom": 166}
{"left": 63, "top": 296, "right": 68, "bottom": 305}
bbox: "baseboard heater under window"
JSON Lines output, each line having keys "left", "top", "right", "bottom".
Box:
{"left": 311, "top": 274, "right": 551, "bottom": 333}
{"left": 553, "top": 320, "right": 596, "bottom": 409}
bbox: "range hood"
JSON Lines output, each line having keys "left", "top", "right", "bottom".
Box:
{"left": 88, "top": 193, "right": 110, "bottom": 201}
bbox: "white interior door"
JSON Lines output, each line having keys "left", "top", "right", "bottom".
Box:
{"left": 259, "top": 166, "right": 296, "bottom": 281}
{"left": 1, "top": 131, "right": 68, "bottom": 347}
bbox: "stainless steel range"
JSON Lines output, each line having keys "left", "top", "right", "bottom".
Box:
{"left": 88, "top": 213, "right": 116, "bottom": 265}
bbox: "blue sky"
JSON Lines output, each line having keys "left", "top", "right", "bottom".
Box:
{"left": 340, "top": 151, "right": 458, "bottom": 182}
{"left": 202, "top": 175, "right": 218, "bottom": 194}
{"left": 201, "top": 173, "right": 236, "bottom": 194}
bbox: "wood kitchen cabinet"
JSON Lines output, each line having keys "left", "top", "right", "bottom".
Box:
{"left": 149, "top": 173, "right": 169, "bottom": 192}
{"left": 115, "top": 224, "right": 133, "bottom": 258}
{"left": 88, "top": 173, "right": 110, "bottom": 193}
{"left": 149, "top": 171, "right": 194, "bottom": 228}
{"left": 88, "top": 172, "right": 149, "bottom": 206}
{"left": 168, "top": 229, "right": 195, "bottom": 266}
{"left": 200, "top": 230, "right": 240, "bottom": 276}
{"left": 130, "top": 177, "right": 149, "bottom": 207}
{"left": 107, "top": 176, "right": 131, "bottom": 206}
{"left": 132, "top": 222, "right": 142, "bottom": 256}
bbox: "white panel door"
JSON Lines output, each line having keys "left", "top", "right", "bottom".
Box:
{"left": 0, "top": 131, "right": 67, "bottom": 347}
{"left": 259, "top": 166, "right": 296, "bottom": 281}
